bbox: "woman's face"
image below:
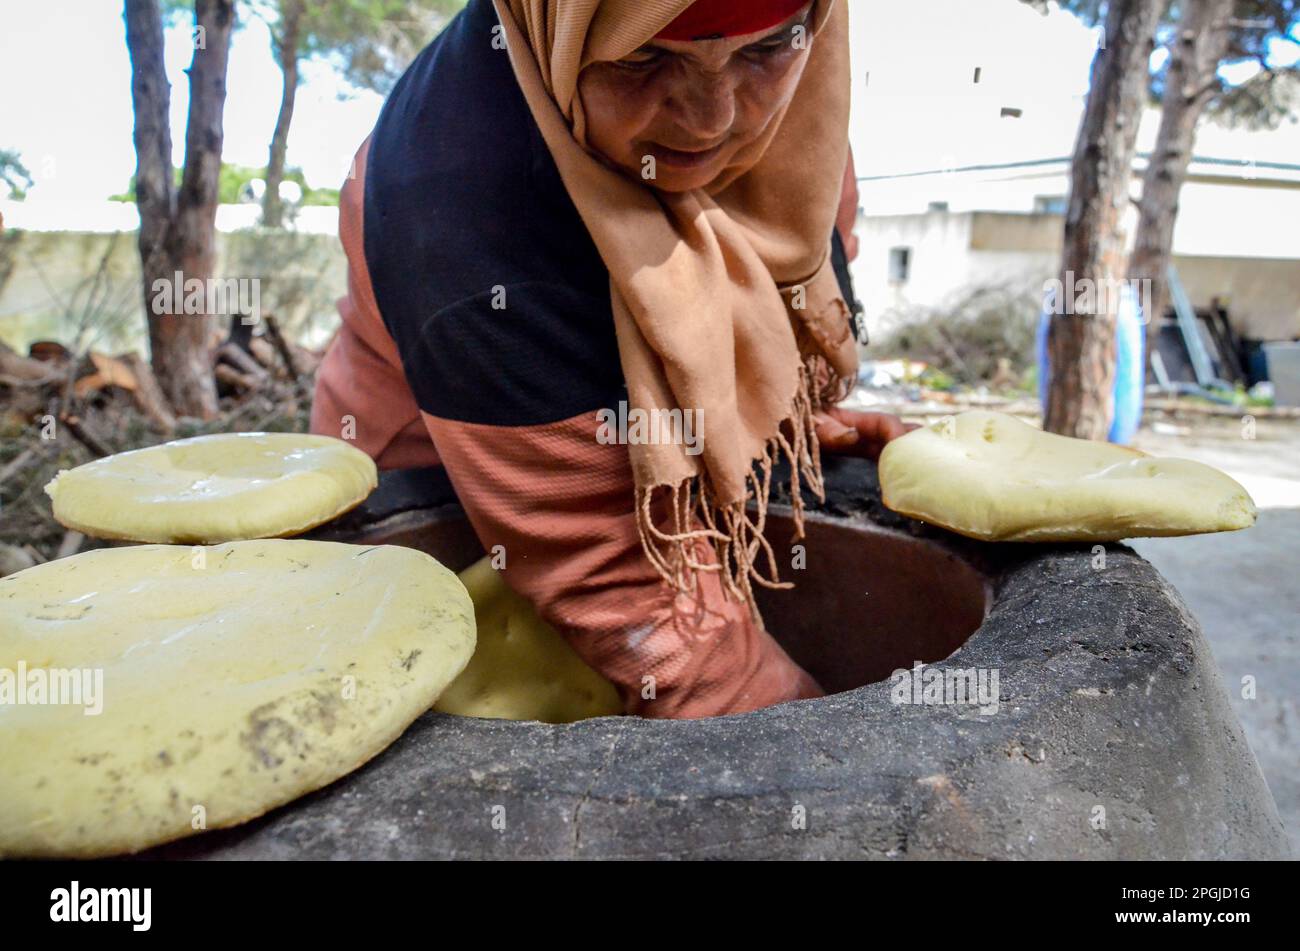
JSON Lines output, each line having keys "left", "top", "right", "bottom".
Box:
{"left": 577, "top": 4, "right": 814, "bottom": 193}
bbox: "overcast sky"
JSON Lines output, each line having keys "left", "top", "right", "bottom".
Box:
{"left": 2, "top": 0, "right": 1297, "bottom": 203}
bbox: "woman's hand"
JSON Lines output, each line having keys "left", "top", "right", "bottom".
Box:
{"left": 814, "top": 408, "right": 916, "bottom": 461}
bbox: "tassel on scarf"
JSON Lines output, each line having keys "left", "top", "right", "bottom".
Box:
{"left": 634, "top": 360, "right": 830, "bottom": 626}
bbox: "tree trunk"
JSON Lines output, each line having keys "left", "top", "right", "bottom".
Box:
{"left": 124, "top": 0, "right": 177, "bottom": 386}
{"left": 263, "top": 0, "right": 304, "bottom": 229}
{"left": 1129, "top": 0, "right": 1234, "bottom": 329}
{"left": 125, "top": 0, "right": 235, "bottom": 420}
{"left": 1045, "top": 0, "right": 1164, "bottom": 439}
{"left": 165, "top": 0, "right": 235, "bottom": 418}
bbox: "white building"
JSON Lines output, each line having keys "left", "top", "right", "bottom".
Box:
{"left": 849, "top": 151, "right": 1300, "bottom": 342}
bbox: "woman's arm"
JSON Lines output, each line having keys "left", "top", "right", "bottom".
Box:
{"left": 819, "top": 148, "right": 916, "bottom": 458}
{"left": 422, "top": 381, "right": 822, "bottom": 719}
{"left": 835, "top": 145, "right": 860, "bottom": 263}
{"left": 310, "top": 138, "right": 441, "bottom": 470}
{"left": 815, "top": 407, "right": 915, "bottom": 460}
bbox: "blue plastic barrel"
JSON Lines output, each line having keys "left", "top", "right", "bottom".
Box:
{"left": 1036, "top": 283, "right": 1145, "bottom": 444}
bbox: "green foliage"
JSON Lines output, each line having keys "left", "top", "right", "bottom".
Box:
{"left": 302, "top": 186, "right": 340, "bottom": 206}
{"left": 869, "top": 285, "right": 1041, "bottom": 387}
{"left": 108, "top": 166, "right": 181, "bottom": 203}
{"left": 1020, "top": 362, "right": 1040, "bottom": 396}
{"left": 1, "top": 149, "right": 33, "bottom": 200}
{"left": 157, "top": 1, "right": 465, "bottom": 94}
{"left": 1204, "top": 2, "right": 1300, "bottom": 130}
{"left": 917, "top": 366, "right": 957, "bottom": 391}
{"left": 1237, "top": 382, "right": 1277, "bottom": 407}
{"left": 1029, "top": 0, "right": 1300, "bottom": 129}
{"left": 306, "top": 1, "right": 466, "bottom": 93}
{"left": 256, "top": 0, "right": 466, "bottom": 94}
{"left": 110, "top": 162, "right": 340, "bottom": 206}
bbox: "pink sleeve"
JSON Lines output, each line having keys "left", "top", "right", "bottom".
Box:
{"left": 422, "top": 410, "right": 822, "bottom": 719}
{"left": 835, "top": 145, "right": 860, "bottom": 263}
{"left": 310, "top": 138, "right": 442, "bottom": 470}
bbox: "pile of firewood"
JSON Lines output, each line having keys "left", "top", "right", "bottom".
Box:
{"left": 0, "top": 319, "right": 322, "bottom": 568}
{"left": 0, "top": 316, "right": 321, "bottom": 446}
{"left": 213, "top": 315, "right": 320, "bottom": 406}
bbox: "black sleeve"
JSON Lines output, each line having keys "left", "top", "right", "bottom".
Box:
{"left": 830, "top": 227, "right": 865, "bottom": 346}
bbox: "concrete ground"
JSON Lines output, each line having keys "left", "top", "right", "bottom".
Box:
{"left": 1126, "top": 415, "right": 1299, "bottom": 857}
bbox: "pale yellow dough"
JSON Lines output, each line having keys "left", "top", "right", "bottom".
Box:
{"left": 878, "top": 410, "right": 1256, "bottom": 542}
{"left": 0, "top": 540, "right": 474, "bottom": 858}
{"left": 44, "top": 432, "right": 377, "bottom": 543}
{"left": 436, "top": 557, "right": 622, "bottom": 723}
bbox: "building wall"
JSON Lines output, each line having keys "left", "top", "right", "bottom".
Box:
{"left": 851, "top": 209, "right": 1300, "bottom": 341}
{"left": 0, "top": 227, "right": 346, "bottom": 354}
{"left": 853, "top": 211, "right": 974, "bottom": 332}
{"left": 1175, "top": 256, "right": 1300, "bottom": 341}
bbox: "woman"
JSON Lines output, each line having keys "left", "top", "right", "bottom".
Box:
{"left": 312, "top": 0, "right": 910, "bottom": 718}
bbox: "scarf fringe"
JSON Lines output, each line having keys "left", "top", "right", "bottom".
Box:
{"left": 634, "top": 363, "right": 829, "bottom": 624}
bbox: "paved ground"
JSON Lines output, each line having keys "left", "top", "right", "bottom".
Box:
{"left": 1127, "top": 415, "right": 1299, "bottom": 856}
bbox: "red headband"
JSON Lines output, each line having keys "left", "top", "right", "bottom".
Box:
{"left": 655, "top": 0, "right": 809, "bottom": 41}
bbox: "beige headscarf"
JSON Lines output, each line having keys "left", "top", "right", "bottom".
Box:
{"left": 493, "top": 0, "right": 858, "bottom": 614}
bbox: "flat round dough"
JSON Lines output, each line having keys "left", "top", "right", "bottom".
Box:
{"left": 0, "top": 540, "right": 474, "bottom": 858}
{"left": 435, "top": 557, "right": 622, "bottom": 723}
{"left": 45, "top": 432, "right": 377, "bottom": 543}
{"left": 879, "top": 410, "right": 1256, "bottom": 542}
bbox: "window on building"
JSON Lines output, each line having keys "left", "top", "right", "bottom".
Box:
{"left": 1034, "top": 195, "right": 1067, "bottom": 214}
{"left": 888, "top": 246, "right": 911, "bottom": 284}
